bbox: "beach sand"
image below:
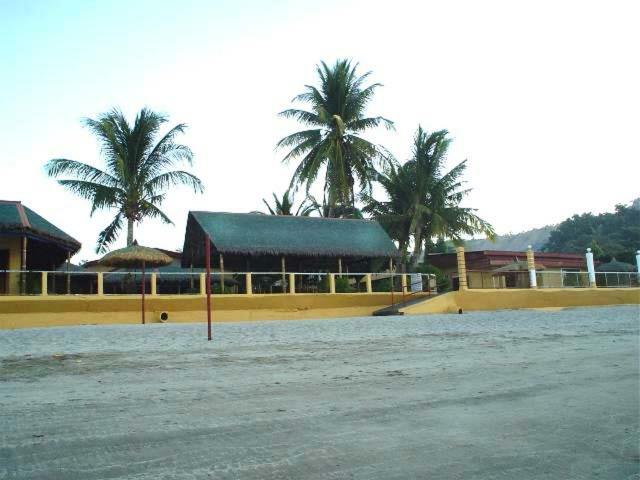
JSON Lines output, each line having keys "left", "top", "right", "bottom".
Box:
{"left": 1, "top": 305, "right": 638, "bottom": 479}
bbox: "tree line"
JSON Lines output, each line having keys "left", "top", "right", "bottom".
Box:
{"left": 46, "top": 58, "right": 493, "bottom": 271}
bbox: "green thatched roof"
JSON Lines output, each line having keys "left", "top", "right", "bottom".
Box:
{"left": 0, "top": 200, "right": 80, "bottom": 252}
{"left": 182, "top": 211, "right": 399, "bottom": 266}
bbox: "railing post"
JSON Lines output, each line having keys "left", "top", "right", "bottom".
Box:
{"left": 245, "top": 272, "right": 253, "bottom": 295}
{"left": 401, "top": 274, "right": 407, "bottom": 295}
{"left": 289, "top": 273, "right": 295, "bottom": 294}
{"left": 200, "top": 272, "right": 206, "bottom": 296}
{"left": 526, "top": 245, "right": 537, "bottom": 288}
{"left": 150, "top": 272, "right": 157, "bottom": 295}
{"left": 636, "top": 250, "right": 640, "bottom": 284}
{"left": 97, "top": 272, "right": 104, "bottom": 296}
{"left": 366, "top": 274, "right": 372, "bottom": 293}
{"left": 329, "top": 273, "right": 336, "bottom": 294}
{"left": 455, "top": 246, "right": 468, "bottom": 290}
{"left": 586, "top": 248, "right": 596, "bottom": 288}
{"left": 41, "top": 271, "right": 48, "bottom": 296}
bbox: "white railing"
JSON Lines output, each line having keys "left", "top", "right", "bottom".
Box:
{"left": 0, "top": 270, "right": 437, "bottom": 297}
{"left": 465, "top": 270, "right": 639, "bottom": 289}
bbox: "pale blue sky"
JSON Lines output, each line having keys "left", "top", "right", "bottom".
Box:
{"left": 1, "top": 0, "right": 638, "bottom": 260}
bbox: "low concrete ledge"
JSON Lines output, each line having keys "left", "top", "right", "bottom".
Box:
{"left": 0, "top": 293, "right": 397, "bottom": 329}
{"left": 401, "top": 288, "right": 640, "bottom": 315}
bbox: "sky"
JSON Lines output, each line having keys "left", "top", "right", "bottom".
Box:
{"left": 1, "top": 0, "right": 638, "bottom": 261}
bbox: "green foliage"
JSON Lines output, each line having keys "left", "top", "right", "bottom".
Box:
{"left": 334, "top": 276, "right": 355, "bottom": 293}
{"left": 371, "top": 278, "right": 393, "bottom": 292}
{"left": 277, "top": 59, "right": 393, "bottom": 214}
{"left": 415, "top": 263, "right": 451, "bottom": 292}
{"left": 46, "top": 108, "right": 203, "bottom": 253}
{"left": 543, "top": 201, "right": 640, "bottom": 263}
{"left": 262, "top": 189, "right": 315, "bottom": 216}
{"left": 362, "top": 126, "right": 494, "bottom": 269}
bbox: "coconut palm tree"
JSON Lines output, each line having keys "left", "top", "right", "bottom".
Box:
{"left": 262, "top": 189, "right": 315, "bottom": 216}
{"left": 361, "top": 163, "right": 414, "bottom": 261}
{"left": 46, "top": 108, "right": 204, "bottom": 253}
{"left": 277, "top": 59, "right": 393, "bottom": 216}
{"left": 306, "top": 196, "right": 364, "bottom": 219}
{"left": 364, "top": 127, "right": 494, "bottom": 270}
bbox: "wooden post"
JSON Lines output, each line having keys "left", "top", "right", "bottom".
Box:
{"left": 199, "top": 273, "right": 206, "bottom": 295}
{"left": 189, "top": 263, "right": 194, "bottom": 290}
{"left": 281, "top": 256, "right": 286, "bottom": 293}
{"left": 289, "top": 273, "right": 295, "bottom": 294}
{"left": 141, "top": 260, "right": 146, "bottom": 324}
{"left": 66, "top": 251, "right": 71, "bottom": 294}
{"left": 389, "top": 257, "right": 394, "bottom": 272}
{"left": 41, "top": 271, "right": 48, "bottom": 296}
{"left": 205, "top": 235, "right": 212, "bottom": 341}
{"left": 245, "top": 272, "right": 253, "bottom": 295}
{"left": 329, "top": 273, "right": 336, "bottom": 294}
{"left": 338, "top": 257, "right": 343, "bottom": 276}
{"left": 401, "top": 274, "right": 408, "bottom": 296}
{"left": 151, "top": 272, "right": 157, "bottom": 295}
{"left": 21, "top": 236, "right": 27, "bottom": 294}
{"left": 366, "top": 274, "right": 372, "bottom": 293}
{"left": 97, "top": 272, "right": 104, "bottom": 296}
{"left": 219, "top": 253, "right": 225, "bottom": 294}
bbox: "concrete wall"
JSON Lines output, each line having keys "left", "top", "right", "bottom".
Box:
{"left": 0, "top": 236, "right": 21, "bottom": 294}
{"left": 402, "top": 288, "right": 640, "bottom": 315}
{"left": 0, "top": 292, "right": 399, "bottom": 329}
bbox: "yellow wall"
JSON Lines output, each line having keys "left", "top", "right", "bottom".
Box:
{"left": 0, "top": 292, "right": 403, "bottom": 329}
{"left": 1, "top": 287, "right": 637, "bottom": 330}
{"left": 0, "top": 236, "right": 21, "bottom": 294}
{"left": 402, "top": 288, "right": 640, "bottom": 315}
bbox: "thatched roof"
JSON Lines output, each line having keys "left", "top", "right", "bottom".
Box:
{"left": 182, "top": 211, "right": 399, "bottom": 267}
{"left": 98, "top": 244, "right": 173, "bottom": 268}
{"left": 0, "top": 200, "right": 80, "bottom": 253}
{"left": 596, "top": 258, "right": 636, "bottom": 272}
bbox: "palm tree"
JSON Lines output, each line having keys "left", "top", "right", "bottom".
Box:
{"left": 46, "top": 108, "right": 204, "bottom": 253}
{"left": 277, "top": 59, "right": 393, "bottom": 216}
{"left": 364, "top": 127, "right": 494, "bottom": 270}
{"left": 307, "top": 195, "right": 364, "bottom": 219}
{"left": 262, "top": 189, "right": 315, "bottom": 216}
{"left": 361, "top": 163, "right": 414, "bottom": 261}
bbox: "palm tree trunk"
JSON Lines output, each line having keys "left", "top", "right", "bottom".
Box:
{"left": 409, "top": 225, "right": 424, "bottom": 271}
{"left": 127, "top": 219, "right": 134, "bottom": 246}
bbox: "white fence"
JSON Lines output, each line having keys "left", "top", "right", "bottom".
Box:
{"left": 466, "top": 270, "right": 638, "bottom": 289}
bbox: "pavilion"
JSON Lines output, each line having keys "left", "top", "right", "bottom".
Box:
{"left": 181, "top": 211, "right": 400, "bottom": 274}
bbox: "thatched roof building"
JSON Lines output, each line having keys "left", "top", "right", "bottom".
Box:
{"left": 0, "top": 200, "right": 80, "bottom": 269}
{"left": 182, "top": 212, "right": 399, "bottom": 272}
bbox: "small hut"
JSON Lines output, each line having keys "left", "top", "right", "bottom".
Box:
{"left": 0, "top": 200, "right": 80, "bottom": 294}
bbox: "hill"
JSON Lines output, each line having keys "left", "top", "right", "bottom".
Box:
{"left": 462, "top": 225, "right": 554, "bottom": 252}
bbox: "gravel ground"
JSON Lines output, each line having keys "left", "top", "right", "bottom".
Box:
{"left": 1, "top": 305, "right": 639, "bottom": 479}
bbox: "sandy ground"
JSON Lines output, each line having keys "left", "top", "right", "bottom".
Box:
{"left": 1, "top": 306, "right": 639, "bottom": 479}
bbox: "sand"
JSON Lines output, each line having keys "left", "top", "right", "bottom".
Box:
{"left": 1, "top": 305, "right": 639, "bottom": 479}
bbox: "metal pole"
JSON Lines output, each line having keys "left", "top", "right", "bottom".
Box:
{"left": 66, "top": 251, "right": 71, "bottom": 294}
{"left": 205, "top": 235, "right": 212, "bottom": 341}
{"left": 141, "top": 260, "right": 145, "bottom": 324}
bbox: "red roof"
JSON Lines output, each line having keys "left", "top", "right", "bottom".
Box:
{"left": 427, "top": 250, "right": 585, "bottom": 271}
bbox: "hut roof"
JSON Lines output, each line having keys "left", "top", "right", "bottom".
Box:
{"left": 182, "top": 211, "right": 399, "bottom": 266}
{"left": 595, "top": 258, "right": 636, "bottom": 272}
{"left": 0, "top": 200, "right": 81, "bottom": 252}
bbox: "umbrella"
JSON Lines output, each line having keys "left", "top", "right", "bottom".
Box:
{"left": 97, "top": 242, "right": 172, "bottom": 324}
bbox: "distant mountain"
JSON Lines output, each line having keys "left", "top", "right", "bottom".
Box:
{"left": 462, "top": 225, "right": 554, "bottom": 252}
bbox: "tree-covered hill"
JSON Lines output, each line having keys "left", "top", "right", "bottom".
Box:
{"left": 542, "top": 199, "right": 640, "bottom": 264}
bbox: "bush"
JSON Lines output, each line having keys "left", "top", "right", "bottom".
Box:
{"left": 415, "top": 264, "right": 450, "bottom": 292}
{"left": 334, "top": 276, "right": 355, "bottom": 293}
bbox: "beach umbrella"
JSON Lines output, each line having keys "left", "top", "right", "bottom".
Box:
{"left": 97, "top": 242, "right": 172, "bottom": 324}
